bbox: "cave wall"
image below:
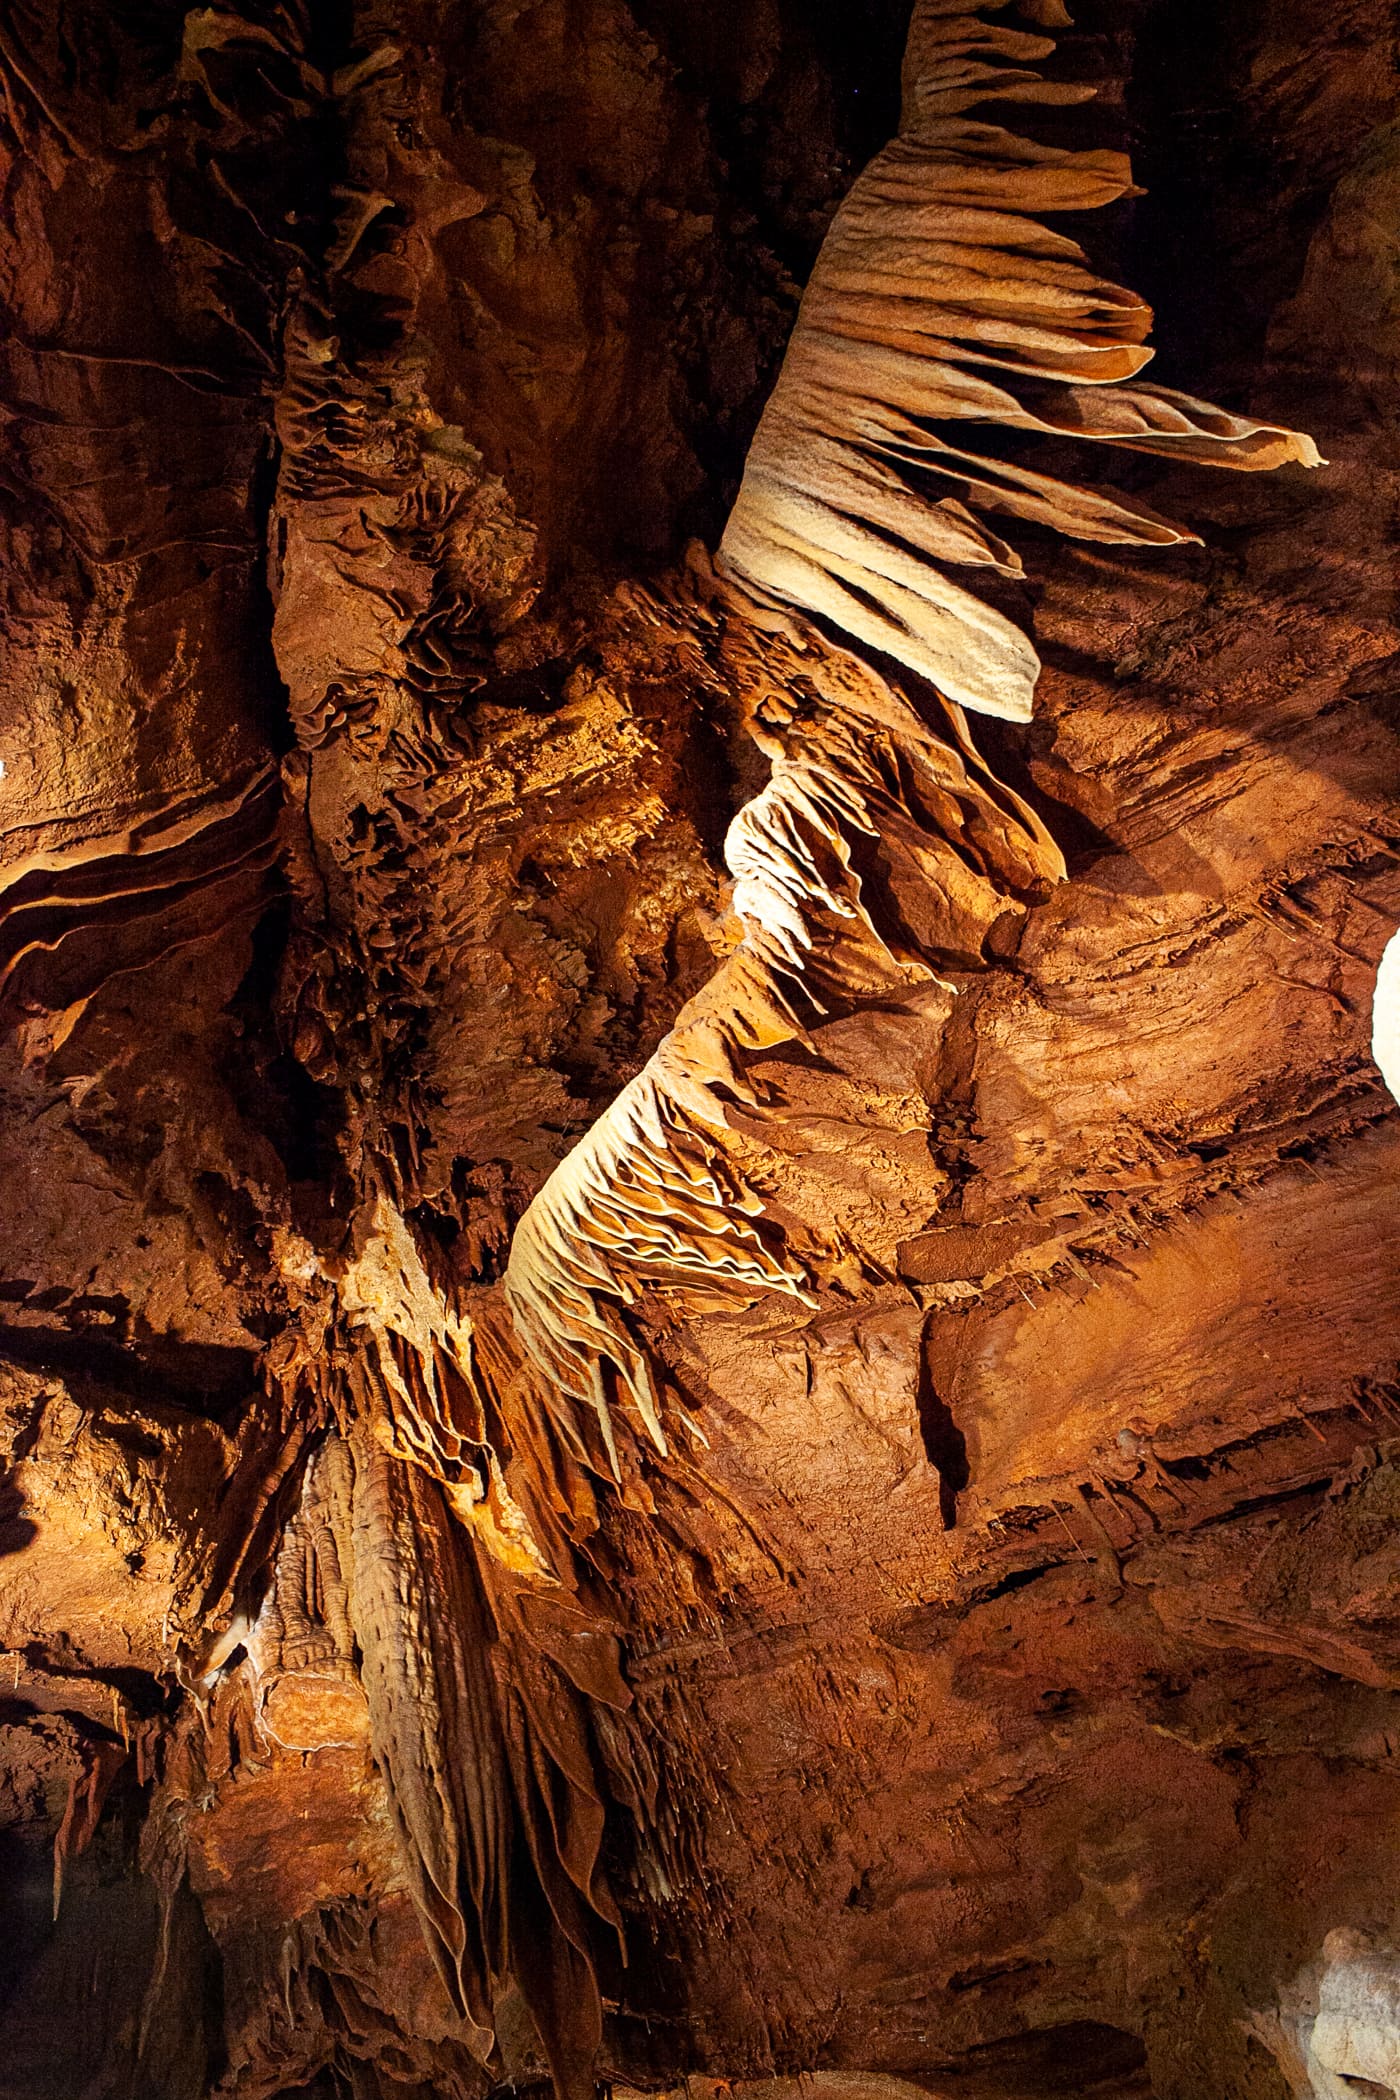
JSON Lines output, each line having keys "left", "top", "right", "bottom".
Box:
{"left": 0, "top": 2, "right": 1398, "bottom": 2097}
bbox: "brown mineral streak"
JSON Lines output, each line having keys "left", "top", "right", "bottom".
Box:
{"left": 0, "top": 0, "right": 1397, "bottom": 2098}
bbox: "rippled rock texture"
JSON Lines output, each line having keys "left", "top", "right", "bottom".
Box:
{"left": 0, "top": 3, "right": 1397, "bottom": 2098}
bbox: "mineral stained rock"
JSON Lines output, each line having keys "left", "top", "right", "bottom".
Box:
{"left": 0, "top": 3, "right": 1398, "bottom": 2099}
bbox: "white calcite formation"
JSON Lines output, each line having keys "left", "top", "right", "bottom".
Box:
{"left": 1372, "top": 927, "right": 1400, "bottom": 1104}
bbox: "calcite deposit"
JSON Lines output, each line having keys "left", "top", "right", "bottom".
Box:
{"left": 0, "top": 3, "right": 1397, "bottom": 2099}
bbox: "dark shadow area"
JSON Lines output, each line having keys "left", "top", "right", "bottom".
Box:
{"left": 918, "top": 2019, "right": 1151, "bottom": 2095}
{"left": 1126, "top": 0, "right": 1361, "bottom": 387}
{"left": 916, "top": 1340, "right": 971, "bottom": 1531}
{"left": 0, "top": 1460, "right": 38, "bottom": 1557}
{"left": 0, "top": 1323, "right": 256, "bottom": 1419}
{"left": 222, "top": 898, "right": 352, "bottom": 1203}
{"left": 0, "top": 1770, "right": 225, "bottom": 2099}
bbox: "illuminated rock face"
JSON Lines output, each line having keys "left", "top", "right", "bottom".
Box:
{"left": 0, "top": 4, "right": 1398, "bottom": 2100}
{"left": 1374, "top": 930, "right": 1400, "bottom": 1104}
{"left": 1308, "top": 1933, "right": 1400, "bottom": 2098}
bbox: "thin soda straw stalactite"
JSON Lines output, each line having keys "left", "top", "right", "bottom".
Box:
{"left": 501, "top": 0, "right": 1320, "bottom": 1468}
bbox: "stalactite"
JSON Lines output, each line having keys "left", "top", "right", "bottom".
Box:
{"left": 136, "top": 8, "right": 1327, "bottom": 2082}
{"left": 342, "top": 1421, "right": 631, "bottom": 2099}
{"left": 225, "top": 1231, "right": 650, "bottom": 2093}
{"left": 346, "top": 1423, "right": 511, "bottom": 2046}
{"left": 325, "top": 1191, "right": 574, "bottom": 1579}
{"left": 51, "top": 1738, "right": 126, "bottom": 1921}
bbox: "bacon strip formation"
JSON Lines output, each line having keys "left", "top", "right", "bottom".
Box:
{"left": 500, "top": 0, "right": 1320, "bottom": 1467}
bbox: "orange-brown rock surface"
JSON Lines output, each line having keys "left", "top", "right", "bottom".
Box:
{"left": 0, "top": 4, "right": 1398, "bottom": 2099}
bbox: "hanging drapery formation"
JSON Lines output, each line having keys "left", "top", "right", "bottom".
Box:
{"left": 252, "top": 1201, "right": 648, "bottom": 2079}
{"left": 333, "top": 1193, "right": 560, "bottom": 1580}
{"left": 343, "top": 1422, "right": 629, "bottom": 2075}
{"left": 503, "top": 0, "right": 1320, "bottom": 1461}
{"left": 504, "top": 587, "right": 1064, "bottom": 1469}
{"left": 0, "top": 765, "right": 280, "bottom": 1055}
{"left": 154, "top": 1403, "right": 643, "bottom": 2100}
{"left": 718, "top": 0, "right": 1321, "bottom": 716}
{"left": 0, "top": 5, "right": 1352, "bottom": 2095}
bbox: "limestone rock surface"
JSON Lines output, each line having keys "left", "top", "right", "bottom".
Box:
{"left": 0, "top": 4, "right": 1398, "bottom": 2099}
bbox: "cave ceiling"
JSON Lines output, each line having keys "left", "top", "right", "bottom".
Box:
{"left": 0, "top": 3, "right": 1398, "bottom": 2098}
